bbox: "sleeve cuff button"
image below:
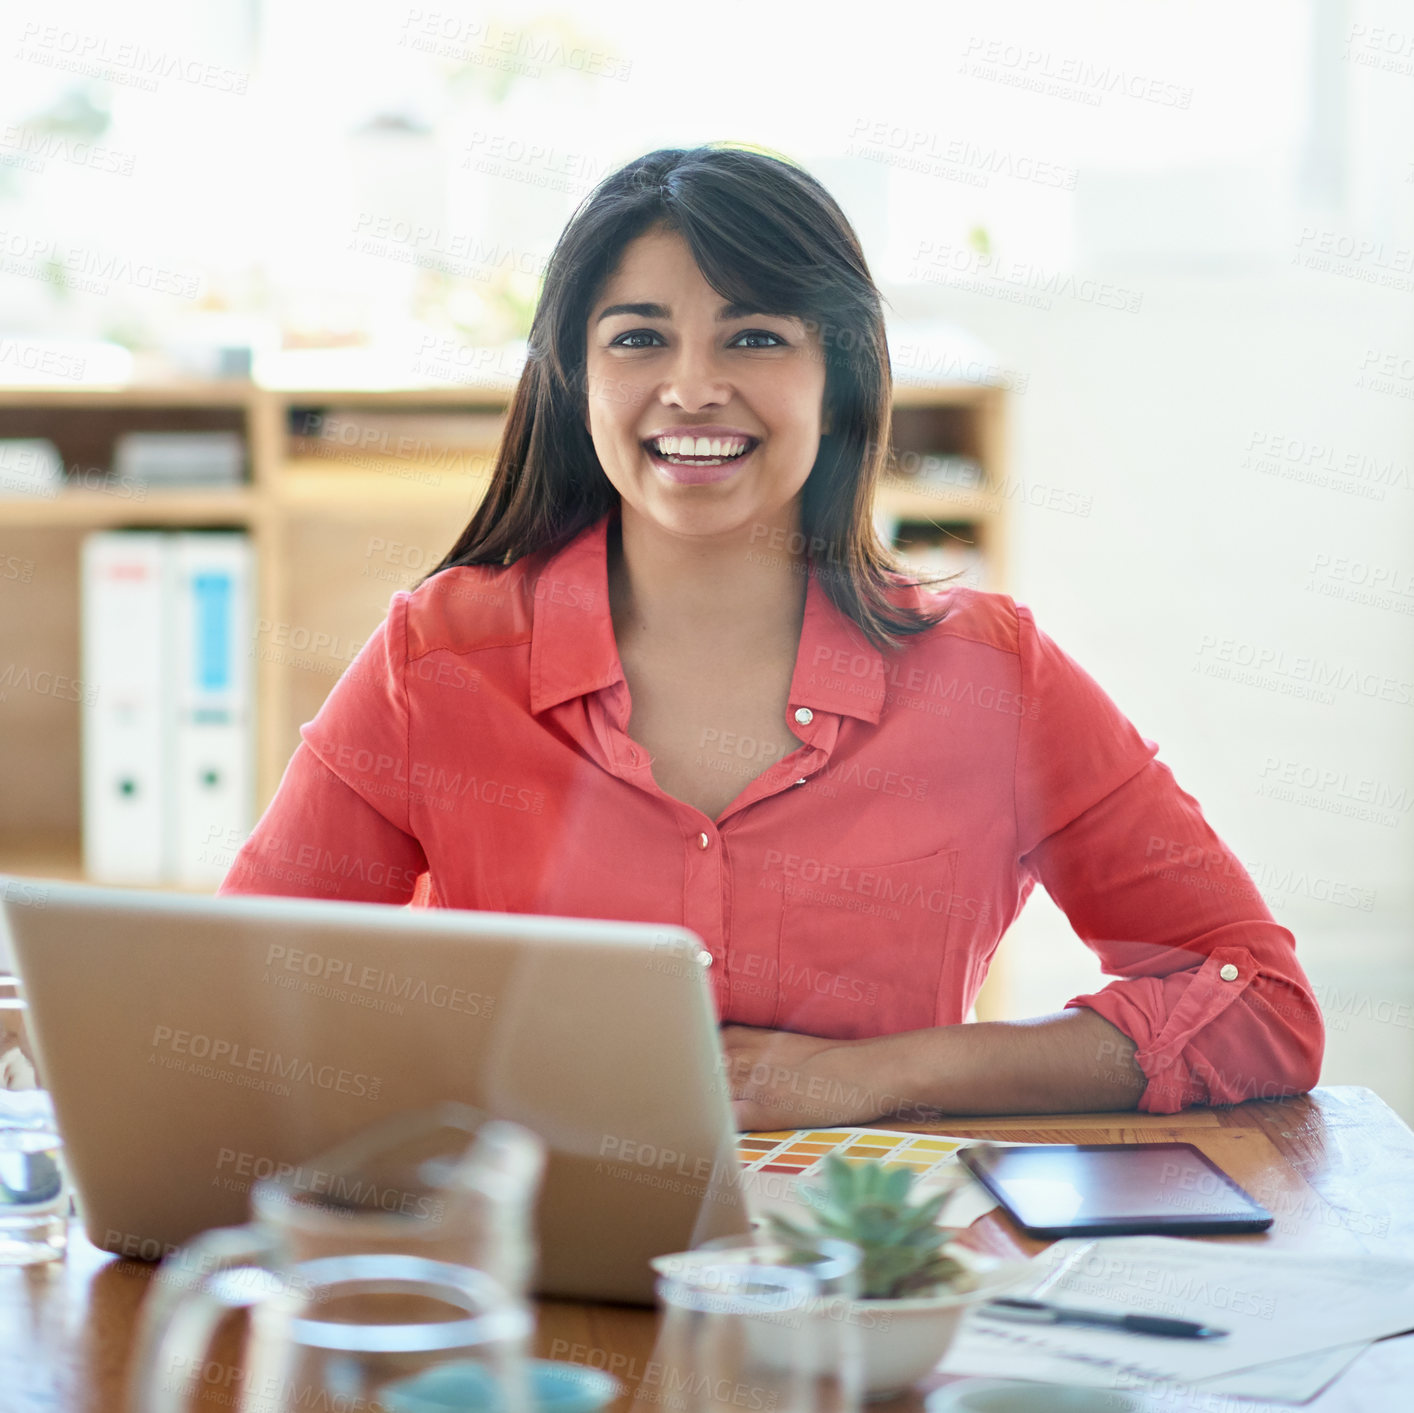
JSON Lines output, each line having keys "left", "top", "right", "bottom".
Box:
{"left": 1219, "top": 963, "right": 1239, "bottom": 982}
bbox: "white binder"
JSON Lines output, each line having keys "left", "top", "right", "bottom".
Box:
{"left": 167, "top": 532, "right": 254, "bottom": 887}
{"left": 80, "top": 533, "right": 170, "bottom": 883}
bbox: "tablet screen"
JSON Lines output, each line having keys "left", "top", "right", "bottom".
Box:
{"left": 959, "top": 1142, "right": 1273, "bottom": 1236}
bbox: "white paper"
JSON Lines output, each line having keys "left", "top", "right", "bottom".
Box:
{"left": 941, "top": 1236, "right": 1414, "bottom": 1400}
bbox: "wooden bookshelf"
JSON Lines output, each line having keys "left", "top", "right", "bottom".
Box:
{"left": 0, "top": 377, "right": 1008, "bottom": 1012}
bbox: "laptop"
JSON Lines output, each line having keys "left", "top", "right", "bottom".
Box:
{"left": 0, "top": 876, "right": 753, "bottom": 1305}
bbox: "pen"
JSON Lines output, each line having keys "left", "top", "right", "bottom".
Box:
{"left": 982, "top": 1296, "right": 1229, "bottom": 1340}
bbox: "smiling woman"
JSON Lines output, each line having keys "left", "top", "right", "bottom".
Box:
{"left": 218, "top": 144, "right": 1324, "bottom": 1128}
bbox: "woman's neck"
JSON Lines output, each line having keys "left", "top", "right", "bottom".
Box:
{"left": 607, "top": 503, "right": 809, "bottom": 660}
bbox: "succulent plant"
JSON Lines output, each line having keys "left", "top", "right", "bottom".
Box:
{"left": 765, "top": 1154, "right": 977, "bottom": 1300}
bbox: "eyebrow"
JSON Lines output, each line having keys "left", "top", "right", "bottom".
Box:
{"left": 594, "top": 300, "right": 792, "bottom": 325}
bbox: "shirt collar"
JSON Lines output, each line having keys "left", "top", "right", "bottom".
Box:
{"left": 529, "top": 510, "right": 884, "bottom": 724}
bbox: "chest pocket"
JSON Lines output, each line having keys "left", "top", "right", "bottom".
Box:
{"left": 770, "top": 847, "right": 960, "bottom": 1039}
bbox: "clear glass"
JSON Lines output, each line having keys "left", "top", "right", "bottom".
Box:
{"left": 653, "top": 1237, "right": 863, "bottom": 1413}
{"left": 0, "top": 1087, "right": 68, "bottom": 1265}
{"left": 129, "top": 1104, "right": 545, "bottom": 1413}
{"left": 163, "top": 1257, "right": 531, "bottom": 1413}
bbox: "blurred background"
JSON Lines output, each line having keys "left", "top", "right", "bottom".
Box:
{"left": 2, "top": 0, "right": 1411, "bottom": 1115}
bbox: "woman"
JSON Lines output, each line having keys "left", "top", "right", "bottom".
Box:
{"left": 219, "top": 143, "right": 1323, "bottom": 1128}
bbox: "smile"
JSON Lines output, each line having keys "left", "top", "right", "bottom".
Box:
{"left": 643, "top": 434, "right": 758, "bottom": 465}
{"left": 641, "top": 435, "right": 759, "bottom": 485}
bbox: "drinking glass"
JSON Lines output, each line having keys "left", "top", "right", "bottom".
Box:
{"left": 653, "top": 1236, "right": 863, "bottom": 1413}
{"left": 128, "top": 1104, "right": 543, "bottom": 1413}
{"left": 0, "top": 979, "right": 67, "bottom": 1266}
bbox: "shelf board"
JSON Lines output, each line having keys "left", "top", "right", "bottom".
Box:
{"left": 0, "top": 381, "right": 256, "bottom": 409}
{"left": 891, "top": 381, "right": 999, "bottom": 407}
{"left": 275, "top": 385, "right": 515, "bottom": 408}
{"left": 0, "top": 380, "right": 997, "bottom": 411}
{"left": 0, "top": 487, "right": 257, "bottom": 528}
{"left": 0, "top": 833, "right": 83, "bottom": 883}
{"left": 0, "top": 833, "right": 217, "bottom": 895}
{"left": 275, "top": 462, "right": 493, "bottom": 514}
{"left": 876, "top": 482, "right": 998, "bottom": 521}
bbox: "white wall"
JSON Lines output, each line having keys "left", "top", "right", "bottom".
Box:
{"left": 883, "top": 266, "right": 1414, "bottom": 1118}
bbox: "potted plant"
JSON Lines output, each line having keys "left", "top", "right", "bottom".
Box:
{"left": 764, "top": 1154, "right": 1030, "bottom": 1399}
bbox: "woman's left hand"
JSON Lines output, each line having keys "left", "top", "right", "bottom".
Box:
{"left": 719, "top": 1024, "right": 905, "bottom": 1131}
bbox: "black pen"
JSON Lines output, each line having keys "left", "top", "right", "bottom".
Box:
{"left": 982, "top": 1296, "right": 1229, "bottom": 1340}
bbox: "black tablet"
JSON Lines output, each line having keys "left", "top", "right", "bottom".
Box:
{"left": 958, "top": 1141, "right": 1274, "bottom": 1238}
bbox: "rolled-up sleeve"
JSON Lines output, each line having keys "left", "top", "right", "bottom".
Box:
{"left": 218, "top": 593, "right": 428, "bottom": 905}
{"left": 1013, "top": 603, "right": 1324, "bottom": 1113}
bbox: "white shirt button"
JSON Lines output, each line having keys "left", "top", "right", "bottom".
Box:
{"left": 794, "top": 777, "right": 807, "bottom": 787}
{"left": 793, "top": 707, "right": 813, "bottom": 726}
{"left": 697, "top": 950, "right": 713, "bottom": 969}
{"left": 1219, "top": 963, "right": 1239, "bottom": 982}
{"left": 697, "top": 832, "right": 710, "bottom": 850}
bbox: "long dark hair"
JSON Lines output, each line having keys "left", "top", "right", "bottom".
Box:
{"left": 417, "top": 142, "right": 954, "bottom": 652}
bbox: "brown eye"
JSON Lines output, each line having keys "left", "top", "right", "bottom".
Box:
{"left": 610, "top": 330, "right": 662, "bottom": 349}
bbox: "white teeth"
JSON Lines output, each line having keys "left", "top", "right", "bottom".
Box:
{"left": 650, "top": 435, "right": 751, "bottom": 458}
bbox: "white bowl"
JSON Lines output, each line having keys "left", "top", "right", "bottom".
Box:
{"left": 651, "top": 1247, "right": 1033, "bottom": 1400}
{"left": 843, "top": 1258, "right": 1034, "bottom": 1399}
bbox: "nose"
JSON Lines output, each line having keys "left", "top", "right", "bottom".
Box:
{"left": 657, "top": 340, "right": 731, "bottom": 412}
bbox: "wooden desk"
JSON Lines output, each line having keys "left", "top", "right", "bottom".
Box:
{"left": 5, "top": 1086, "right": 1412, "bottom": 1412}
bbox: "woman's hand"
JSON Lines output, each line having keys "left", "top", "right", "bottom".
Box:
{"left": 719, "top": 1024, "right": 907, "bottom": 1131}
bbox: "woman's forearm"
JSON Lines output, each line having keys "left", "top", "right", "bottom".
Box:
{"left": 869, "top": 1007, "right": 1148, "bottom": 1119}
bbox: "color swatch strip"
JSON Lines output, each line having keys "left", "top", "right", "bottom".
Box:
{"left": 736, "top": 1126, "right": 975, "bottom": 1180}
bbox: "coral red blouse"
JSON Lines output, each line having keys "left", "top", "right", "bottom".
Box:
{"left": 218, "top": 510, "right": 1323, "bottom": 1113}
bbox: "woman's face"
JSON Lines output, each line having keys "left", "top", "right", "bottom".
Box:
{"left": 584, "top": 225, "right": 828, "bottom": 544}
